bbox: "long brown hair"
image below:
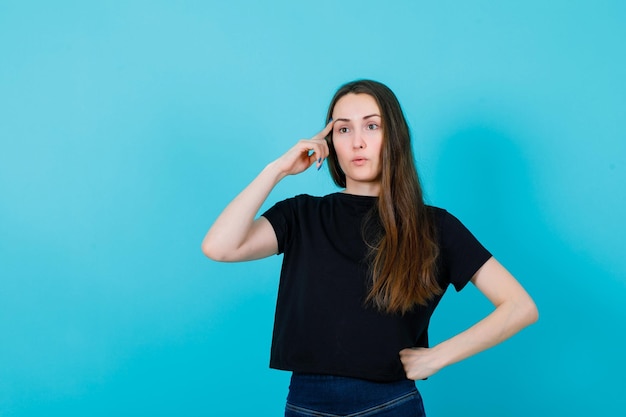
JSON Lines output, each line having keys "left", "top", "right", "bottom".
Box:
{"left": 325, "top": 80, "right": 441, "bottom": 315}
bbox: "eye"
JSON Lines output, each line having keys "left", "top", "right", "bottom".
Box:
{"left": 338, "top": 126, "right": 349, "bottom": 134}
{"left": 367, "top": 123, "right": 379, "bottom": 130}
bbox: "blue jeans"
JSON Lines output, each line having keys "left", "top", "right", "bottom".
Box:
{"left": 285, "top": 373, "right": 426, "bottom": 417}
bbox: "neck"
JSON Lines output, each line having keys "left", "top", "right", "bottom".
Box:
{"left": 343, "top": 180, "right": 381, "bottom": 197}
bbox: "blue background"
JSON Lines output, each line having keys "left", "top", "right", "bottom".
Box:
{"left": 1, "top": 1, "right": 625, "bottom": 415}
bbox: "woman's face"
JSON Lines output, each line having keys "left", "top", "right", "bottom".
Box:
{"left": 331, "top": 93, "right": 383, "bottom": 196}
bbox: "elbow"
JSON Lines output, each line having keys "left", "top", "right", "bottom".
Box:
{"left": 201, "top": 239, "right": 230, "bottom": 262}
{"left": 519, "top": 296, "right": 539, "bottom": 327}
{"left": 202, "top": 236, "right": 245, "bottom": 262}
{"left": 201, "top": 240, "right": 216, "bottom": 260}
{"left": 529, "top": 301, "right": 539, "bottom": 325}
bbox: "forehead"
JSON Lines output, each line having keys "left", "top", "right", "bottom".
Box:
{"left": 332, "top": 93, "right": 380, "bottom": 118}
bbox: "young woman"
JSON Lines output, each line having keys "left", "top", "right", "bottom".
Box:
{"left": 202, "top": 80, "right": 538, "bottom": 416}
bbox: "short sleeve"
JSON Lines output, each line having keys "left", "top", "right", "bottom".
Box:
{"left": 439, "top": 210, "right": 492, "bottom": 291}
{"left": 261, "top": 197, "right": 295, "bottom": 255}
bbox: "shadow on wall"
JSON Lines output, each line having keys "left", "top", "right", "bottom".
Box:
{"left": 429, "top": 124, "right": 626, "bottom": 415}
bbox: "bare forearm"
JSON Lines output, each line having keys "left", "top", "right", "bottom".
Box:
{"left": 201, "top": 122, "right": 332, "bottom": 262}
{"left": 432, "top": 296, "right": 538, "bottom": 369}
{"left": 400, "top": 258, "right": 539, "bottom": 381}
{"left": 201, "top": 161, "right": 284, "bottom": 260}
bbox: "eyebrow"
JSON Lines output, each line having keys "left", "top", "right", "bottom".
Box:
{"left": 334, "top": 114, "right": 381, "bottom": 122}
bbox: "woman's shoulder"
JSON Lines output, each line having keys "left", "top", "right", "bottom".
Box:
{"left": 425, "top": 206, "right": 486, "bottom": 246}
{"left": 425, "top": 205, "right": 448, "bottom": 220}
{"left": 425, "top": 205, "right": 458, "bottom": 234}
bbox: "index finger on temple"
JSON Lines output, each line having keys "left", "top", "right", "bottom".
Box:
{"left": 313, "top": 119, "right": 335, "bottom": 140}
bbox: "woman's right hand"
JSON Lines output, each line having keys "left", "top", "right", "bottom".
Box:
{"left": 273, "top": 120, "right": 334, "bottom": 176}
{"left": 202, "top": 120, "right": 336, "bottom": 262}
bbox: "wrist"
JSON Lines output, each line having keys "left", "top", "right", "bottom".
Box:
{"left": 264, "top": 160, "right": 288, "bottom": 181}
{"left": 429, "top": 343, "right": 452, "bottom": 370}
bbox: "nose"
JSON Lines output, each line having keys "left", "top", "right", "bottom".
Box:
{"left": 352, "top": 131, "right": 365, "bottom": 149}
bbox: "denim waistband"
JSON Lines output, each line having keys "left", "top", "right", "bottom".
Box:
{"left": 286, "top": 373, "right": 421, "bottom": 416}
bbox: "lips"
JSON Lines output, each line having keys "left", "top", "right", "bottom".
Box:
{"left": 352, "top": 157, "right": 368, "bottom": 166}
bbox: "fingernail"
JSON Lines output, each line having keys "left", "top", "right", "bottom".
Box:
{"left": 329, "top": 118, "right": 333, "bottom": 122}
{"left": 318, "top": 158, "right": 321, "bottom": 163}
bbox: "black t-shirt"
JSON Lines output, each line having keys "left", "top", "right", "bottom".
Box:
{"left": 262, "top": 192, "right": 492, "bottom": 382}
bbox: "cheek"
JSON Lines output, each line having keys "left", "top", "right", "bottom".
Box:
{"left": 332, "top": 141, "right": 349, "bottom": 158}
{"left": 369, "top": 138, "right": 383, "bottom": 158}
{"left": 332, "top": 144, "right": 350, "bottom": 168}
